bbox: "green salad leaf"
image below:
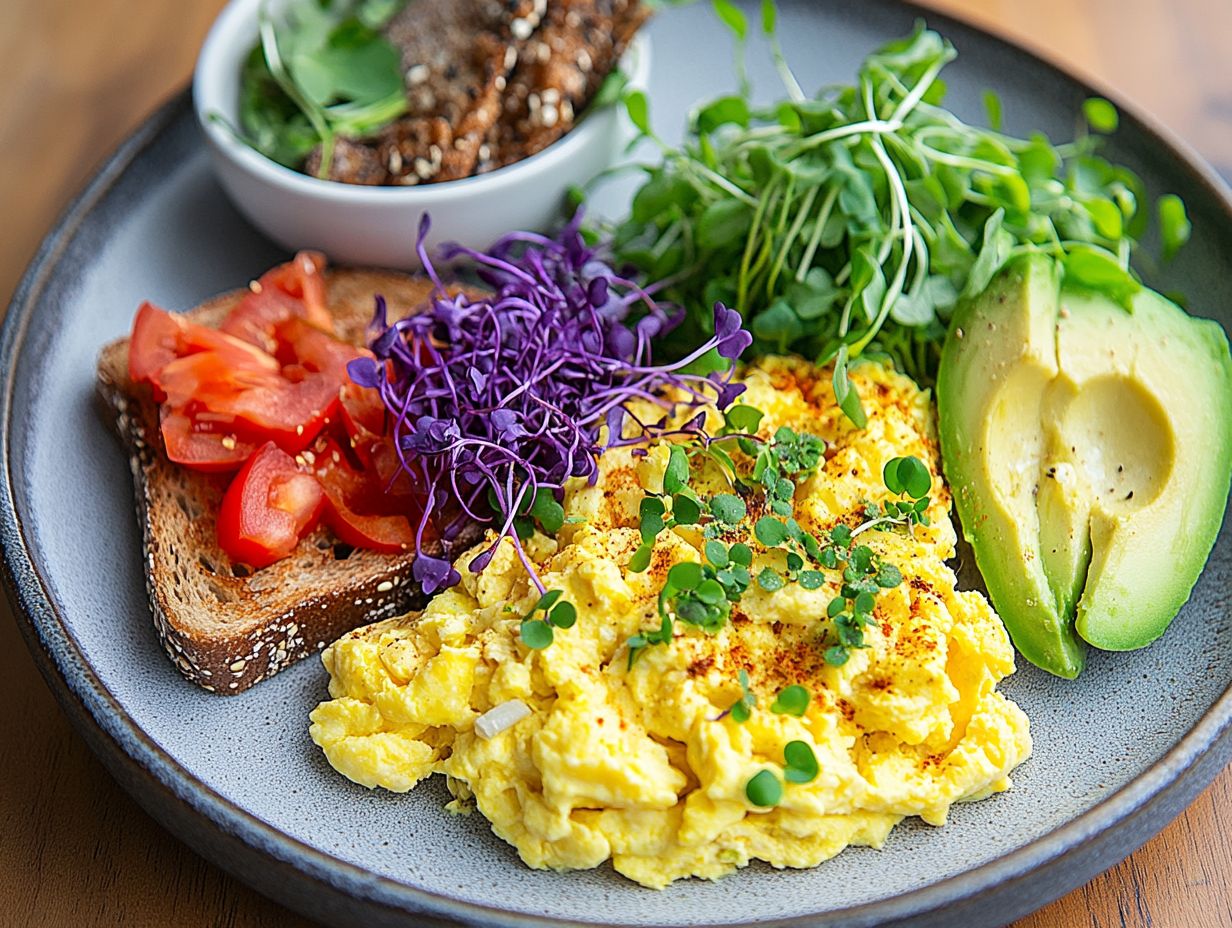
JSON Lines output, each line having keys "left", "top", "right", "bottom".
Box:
{"left": 233, "top": 0, "right": 407, "bottom": 177}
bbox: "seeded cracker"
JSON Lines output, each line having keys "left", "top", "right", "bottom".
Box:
{"left": 312, "top": 0, "right": 646, "bottom": 185}
{"left": 482, "top": 0, "right": 649, "bottom": 171}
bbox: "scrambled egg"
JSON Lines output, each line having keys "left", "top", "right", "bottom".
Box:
{"left": 309, "top": 357, "right": 1032, "bottom": 888}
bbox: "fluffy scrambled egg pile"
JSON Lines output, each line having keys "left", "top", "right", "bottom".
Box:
{"left": 309, "top": 357, "right": 1032, "bottom": 888}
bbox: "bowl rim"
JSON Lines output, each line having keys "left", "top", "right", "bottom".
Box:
{"left": 192, "top": 0, "right": 651, "bottom": 202}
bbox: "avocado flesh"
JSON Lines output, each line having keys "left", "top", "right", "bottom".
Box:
{"left": 938, "top": 253, "right": 1232, "bottom": 675}
{"left": 1037, "top": 375, "right": 1093, "bottom": 624}
{"left": 936, "top": 255, "right": 1087, "bottom": 678}
{"left": 1054, "top": 286, "right": 1232, "bottom": 649}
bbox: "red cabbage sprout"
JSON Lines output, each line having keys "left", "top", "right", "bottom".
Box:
{"left": 347, "top": 213, "right": 752, "bottom": 595}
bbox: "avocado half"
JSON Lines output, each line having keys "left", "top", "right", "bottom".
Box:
{"left": 936, "top": 253, "right": 1232, "bottom": 678}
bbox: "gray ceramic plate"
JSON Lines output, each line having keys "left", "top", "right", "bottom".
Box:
{"left": 3, "top": 2, "right": 1231, "bottom": 927}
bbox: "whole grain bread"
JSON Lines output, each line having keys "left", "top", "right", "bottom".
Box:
{"left": 96, "top": 270, "right": 438, "bottom": 694}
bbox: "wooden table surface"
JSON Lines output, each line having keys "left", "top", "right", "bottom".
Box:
{"left": 2, "top": 1, "right": 1230, "bottom": 926}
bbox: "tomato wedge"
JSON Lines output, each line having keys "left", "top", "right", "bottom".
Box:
{"left": 130, "top": 302, "right": 277, "bottom": 392}
{"left": 221, "top": 251, "right": 332, "bottom": 352}
{"left": 152, "top": 350, "right": 287, "bottom": 410}
{"left": 217, "top": 441, "right": 325, "bottom": 568}
{"left": 314, "top": 441, "right": 424, "bottom": 553}
{"left": 160, "top": 409, "right": 256, "bottom": 472}
{"left": 129, "top": 252, "right": 433, "bottom": 568}
{"left": 276, "top": 316, "right": 365, "bottom": 378}
{"left": 339, "top": 381, "right": 387, "bottom": 464}
{"left": 207, "top": 374, "right": 341, "bottom": 455}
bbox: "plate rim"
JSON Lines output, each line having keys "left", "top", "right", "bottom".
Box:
{"left": 4, "top": 3, "right": 1232, "bottom": 926}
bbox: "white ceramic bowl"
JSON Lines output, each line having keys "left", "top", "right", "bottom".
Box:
{"left": 193, "top": 0, "right": 650, "bottom": 268}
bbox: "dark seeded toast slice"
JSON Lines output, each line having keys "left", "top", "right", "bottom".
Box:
{"left": 96, "top": 270, "right": 437, "bottom": 694}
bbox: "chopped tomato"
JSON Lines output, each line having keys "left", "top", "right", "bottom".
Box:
{"left": 209, "top": 374, "right": 341, "bottom": 454}
{"left": 129, "top": 302, "right": 182, "bottom": 384}
{"left": 152, "top": 350, "right": 287, "bottom": 409}
{"left": 269, "top": 251, "right": 330, "bottom": 328}
{"left": 217, "top": 442, "right": 324, "bottom": 568}
{"left": 276, "top": 316, "right": 365, "bottom": 378}
{"left": 338, "top": 381, "right": 388, "bottom": 468}
{"left": 150, "top": 336, "right": 342, "bottom": 455}
{"left": 337, "top": 372, "right": 418, "bottom": 496}
{"left": 129, "top": 252, "right": 431, "bottom": 568}
{"left": 314, "top": 441, "right": 425, "bottom": 553}
{"left": 130, "top": 302, "right": 276, "bottom": 392}
{"left": 160, "top": 409, "right": 255, "bottom": 472}
{"left": 221, "top": 251, "right": 332, "bottom": 352}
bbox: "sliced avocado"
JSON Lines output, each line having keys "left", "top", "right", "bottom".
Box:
{"left": 936, "top": 254, "right": 1087, "bottom": 678}
{"left": 1036, "top": 374, "right": 1093, "bottom": 623}
{"left": 1054, "top": 284, "right": 1232, "bottom": 649}
{"left": 938, "top": 252, "right": 1232, "bottom": 676}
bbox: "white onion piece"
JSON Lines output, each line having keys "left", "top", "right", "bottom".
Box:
{"left": 475, "top": 699, "right": 532, "bottom": 739}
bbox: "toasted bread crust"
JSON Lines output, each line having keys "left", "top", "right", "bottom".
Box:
{"left": 96, "top": 270, "right": 439, "bottom": 693}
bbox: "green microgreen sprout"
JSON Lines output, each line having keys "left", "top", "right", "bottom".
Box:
{"left": 723, "top": 668, "right": 758, "bottom": 723}
{"left": 519, "top": 589, "right": 576, "bottom": 650}
{"left": 490, "top": 486, "right": 567, "bottom": 542}
{"left": 856, "top": 455, "right": 933, "bottom": 537}
{"left": 783, "top": 740, "right": 820, "bottom": 783}
{"left": 816, "top": 523, "right": 903, "bottom": 666}
{"left": 622, "top": 404, "right": 906, "bottom": 677}
{"left": 745, "top": 768, "right": 783, "bottom": 807}
{"left": 770, "top": 684, "right": 810, "bottom": 717}
{"left": 600, "top": 3, "right": 1187, "bottom": 416}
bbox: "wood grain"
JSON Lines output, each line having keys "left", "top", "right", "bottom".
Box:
{"left": 0, "top": 2, "right": 1229, "bottom": 927}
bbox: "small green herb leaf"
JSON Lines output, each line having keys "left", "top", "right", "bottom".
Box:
{"left": 760, "top": 0, "right": 776, "bottom": 35}
{"left": 711, "top": 493, "right": 748, "bottom": 525}
{"left": 876, "top": 563, "right": 903, "bottom": 588}
{"left": 530, "top": 490, "right": 566, "bottom": 534}
{"left": 824, "top": 645, "right": 850, "bottom": 666}
{"left": 668, "top": 561, "right": 704, "bottom": 590}
{"left": 530, "top": 589, "right": 563, "bottom": 614}
{"left": 520, "top": 618, "right": 554, "bottom": 649}
{"left": 1158, "top": 194, "right": 1192, "bottom": 261}
{"left": 783, "top": 740, "right": 819, "bottom": 783}
{"left": 549, "top": 601, "right": 577, "bottom": 629}
{"left": 712, "top": 0, "right": 748, "bottom": 40}
{"left": 832, "top": 348, "right": 867, "bottom": 428}
{"left": 754, "top": 516, "right": 788, "bottom": 546}
{"left": 664, "top": 445, "right": 690, "bottom": 495}
{"left": 1083, "top": 97, "right": 1119, "bottom": 134}
{"left": 725, "top": 404, "right": 765, "bottom": 434}
{"left": 771, "top": 684, "right": 810, "bottom": 716}
{"left": 757, "top": 567, "right": 785, "bottom": 592}
{"left": 628, "top": 543, "right": 653, "bottom": 573}
{"left": 673, "top": 492, "right": 703, "bottom": 525}
{"left": 624, "top": 89, "right": 652, "bottom": 136}
{"left": 745, "top": 769, "right": 782, "bottom": 807}
{"left": 799, "top": 569, "right": 825, "bottom": 590}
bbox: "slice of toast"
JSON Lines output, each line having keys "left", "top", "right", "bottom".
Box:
{"left": 97, "top": 269, "right": 437, "bottom": 694}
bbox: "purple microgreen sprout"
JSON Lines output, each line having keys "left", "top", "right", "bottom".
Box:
{"left": 352, "top": 211, "right": 752, "bottom": 597}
